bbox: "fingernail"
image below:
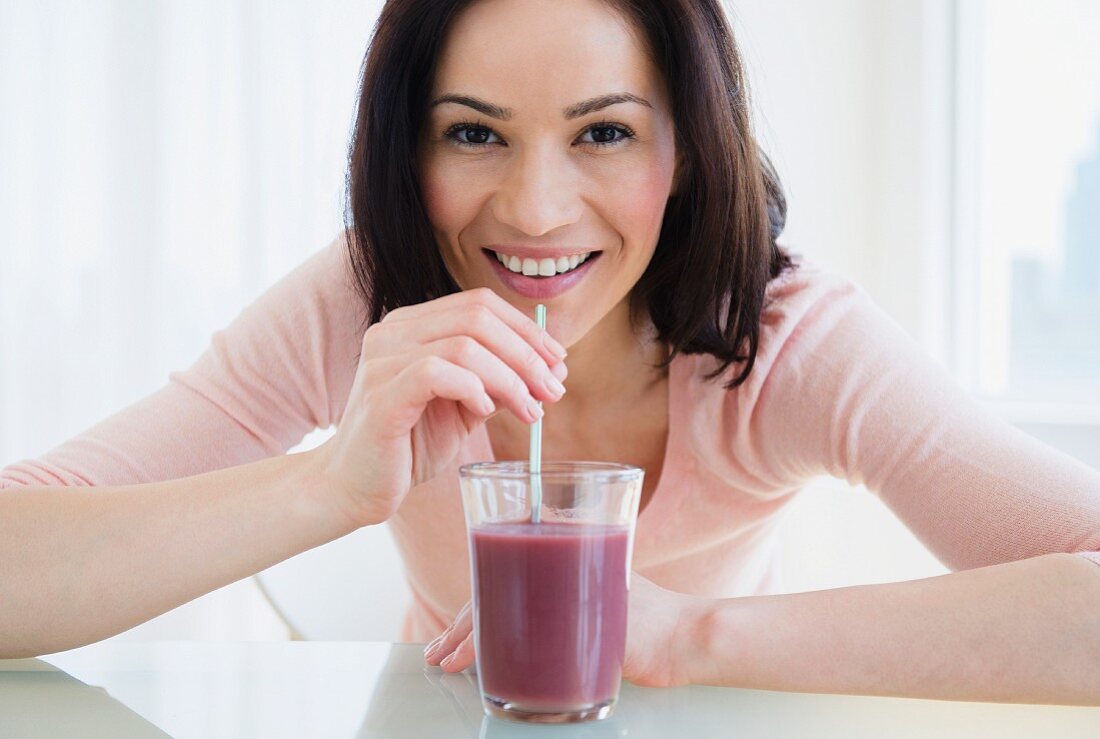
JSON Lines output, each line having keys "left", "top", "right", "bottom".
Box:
{"left": 544, "top": 333, "right": 567, "bottom": 359}
{"left": 543, "top": 374, "right": 565, "bottom": 399}
{"left": 424, "top": 640, "right": 440, "bottom": 659}
{"left": 526, "top": 398, "right": 544, "bottom": 422}
{"left": 479, "top": 393, "right": 496, "bottom": 416}
{"left": 550, "top": 361, "right": 568, "bottom": 382}
{"left": 440, "top": 653, "right": 455, "bottom": 668}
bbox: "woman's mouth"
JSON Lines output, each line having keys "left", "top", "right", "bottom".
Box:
{"left": 491, "top": 249, "right": 595, "bottom": 277}
{"left": 483, "top": 248, "right": 602, "bottom": 300}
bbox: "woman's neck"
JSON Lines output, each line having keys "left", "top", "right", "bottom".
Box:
{"left": 486, "top": 296, "right": 670, "bottom": 464}
{"left": 554, "top": 297, "right": 668, "bottom": 414}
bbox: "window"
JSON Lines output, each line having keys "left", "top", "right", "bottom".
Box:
{"left": 954, "top": 0, "right": 1100, "bottom": 411}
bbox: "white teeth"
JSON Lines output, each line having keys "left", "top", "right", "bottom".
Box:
{"left": 494, "top": 250, "right": 596, "bottom": 277}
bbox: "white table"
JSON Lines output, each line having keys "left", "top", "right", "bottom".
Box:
{"left": 1, "top": 641, "right": 1097, "bottom": 738}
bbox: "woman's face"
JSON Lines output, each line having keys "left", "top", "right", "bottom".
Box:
{"left": 419, "top": 0, "right": 679, "bottom": 347}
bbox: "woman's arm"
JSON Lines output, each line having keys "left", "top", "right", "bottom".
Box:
{"left": 739, "top": 269, "right": 1100, "bottom": 703}
{"left": 681, "top": 552, "right": 1100, "bottom": 704}
{"left": 428, "top": 560, "right": 1100, "bottom": 704}
{"left": 2, "top": 234, "right": 363, "bottom": 491}
{"left": 2, "top": 232, "right": 567, "bottom": 657}
{"left": 0, "top": 234, "right": 362, "bottom": 657}
{"left": 0, "top": 449, "right": 351, "bottom": 658}
{"left": 753, "top": 273, "right": 1100, "bottom": 569}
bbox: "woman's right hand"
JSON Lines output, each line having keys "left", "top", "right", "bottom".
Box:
{"left": 307, "top": 288, "right": 568, "bottom": 528}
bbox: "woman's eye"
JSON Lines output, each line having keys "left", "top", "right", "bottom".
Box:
{"left": 444, "top": 122, "right": 634, "bottom": 148}
{"left": 578, "top": 124, "right": 633, "bottom": 146}
{"left": 447, "top": 124, "right": 500, "bottom": 146}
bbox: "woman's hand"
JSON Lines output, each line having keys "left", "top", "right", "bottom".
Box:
{"left": 423, "top": 572, "right": 709, "bottom": 688}
{"left": 307, "top": 288, "right": 568, "bottom": 528}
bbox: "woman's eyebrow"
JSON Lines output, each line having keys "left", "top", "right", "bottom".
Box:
{"left": 564, "top": 93, "right": 652, "bottom": 119}
{"left": 429, "top": 92, "right": 652, "bottom": 121}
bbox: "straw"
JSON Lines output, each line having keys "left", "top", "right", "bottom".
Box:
{"left": 529, "top": 304, "right": 546, "bottom": 524}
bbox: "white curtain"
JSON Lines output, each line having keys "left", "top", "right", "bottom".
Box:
{"left": 0, "top": 0, "right": 381, "bottom": 464}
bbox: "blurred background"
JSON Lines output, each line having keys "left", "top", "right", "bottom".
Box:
{"left": 1, "top": 0, "right": 1098, "bottom": 643}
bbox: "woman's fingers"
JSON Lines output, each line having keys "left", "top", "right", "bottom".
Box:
{"left": 421, "top": 336, "right": 554, "bottom": 422}
{"left": 365, "top": 312, "right": 566, "bottom": 414}
{"left": 385, "top": 287, "right": 567, "bottom": 360}
{"left": 424, "top": 633, "right": 451, "bottom": 666}
{"left": 362, "top": 334, "right": 552, "bottom": 424}
{"left": 425, "top": 601, "right": 474, "bottom": 667}
{"left": 381, "top": 289, "right": 567, "bottom": 375}
{"left": 372, "top": 357, "right": 495, "bottom": 436}
{"left": 440, "top": 631, "right": 476, "bottom": 672}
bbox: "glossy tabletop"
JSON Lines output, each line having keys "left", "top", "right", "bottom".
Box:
{"left": 1, "top": 641, "right": 1097, "bottom": 738}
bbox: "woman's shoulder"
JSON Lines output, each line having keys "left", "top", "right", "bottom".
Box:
{"left": 259, "top": 229, "right": 361, "bottom": 316}
{"left": 671, "top": 252, "right": 887, "bottom": 485}
{"left": 678, "top": 251, "right": 871, "bottom": 394}
{"left": 177, "top": 229, "right": 366, "bottom": 430}
{"left": 227, "top": 229, "right": 366, "bottom": 350}
{"left": 760, "top": 252, "right": 865, "bottom": 330}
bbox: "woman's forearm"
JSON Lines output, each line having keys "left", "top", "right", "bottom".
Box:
{"left": 684, "top": 553, "right": 1100, "bottom": 705}
{"left": 0, "top": 450, "right": 354, "bottom": 658}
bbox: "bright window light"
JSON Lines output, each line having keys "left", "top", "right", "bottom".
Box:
{"left": 961, "top": 0, "right": 1100, "bottom": 404}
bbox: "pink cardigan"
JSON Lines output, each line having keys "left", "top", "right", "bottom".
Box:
{"left": 4, "top": 232, "right": 1099, "bottom": 640}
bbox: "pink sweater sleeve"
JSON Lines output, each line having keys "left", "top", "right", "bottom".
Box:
{"left": 0, "top": 232, "right": 362, "bottom": 490}
{"left": 751, "top": 266, "right": 1100, "bottom": 570}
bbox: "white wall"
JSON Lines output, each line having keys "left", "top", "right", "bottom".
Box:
{"left": 732, "top": 0, "right": 881, "bottom": 283}
{"left": 0, "top": 0, "right": 380, "bottom": 463}
{"left": 2, "top": 0, "right": 958, "bottom": 642}
{"left": 732, "top": 0, "right": 954, "bottom": 356}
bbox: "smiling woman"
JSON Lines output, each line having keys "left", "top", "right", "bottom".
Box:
{"left": 1, "top": 0, "right": 1099, "bottom": 709}
{"left": 348, "top": 0, "right": 790, "bottom": 385}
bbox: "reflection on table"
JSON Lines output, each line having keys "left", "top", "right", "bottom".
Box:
{"left": 0, "top": 641, "right": 1097, "bottom": 738}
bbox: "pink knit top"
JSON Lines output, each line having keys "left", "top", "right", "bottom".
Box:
{"left": 4, "top": 233, "right": 1099, "bottom": 640}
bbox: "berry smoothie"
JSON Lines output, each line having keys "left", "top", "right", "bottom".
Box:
{"left": 470, "top": 521, "right": 631, "bottom": 713}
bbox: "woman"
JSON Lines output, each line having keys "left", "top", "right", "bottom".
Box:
{"left": 3, "top": 0, "right": 1099, "bottom": 704}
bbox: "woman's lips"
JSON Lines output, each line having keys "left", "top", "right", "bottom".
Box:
{"left": 484, "top": 249, "right": 601, "bottom": 300}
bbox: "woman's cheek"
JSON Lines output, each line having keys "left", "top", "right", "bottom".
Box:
{"left": 601, "top": 159, "right": 675, "bottom": 238}
{"left": 419, "top": 148, "right": 474, "bottom": 219}
{"left": 419, "top": 168, "right": 454, "bottom": 226}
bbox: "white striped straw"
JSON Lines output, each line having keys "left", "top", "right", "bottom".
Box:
{"left": 529, "top": 304, "right": 546, "bottom": 524}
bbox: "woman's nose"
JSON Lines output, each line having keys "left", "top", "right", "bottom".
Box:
{"left": 489, "top": 148, "right": 583, "bottom": 237}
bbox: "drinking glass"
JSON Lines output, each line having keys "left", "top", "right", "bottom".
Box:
{"left": 459, "top": 461, "right": 643, "bottom": 723}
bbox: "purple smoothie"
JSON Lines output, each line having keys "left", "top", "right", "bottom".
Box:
{"left": 471, "top": 521, "right": 630, "bottom": 712}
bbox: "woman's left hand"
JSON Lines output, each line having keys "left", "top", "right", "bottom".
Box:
{"left": 423, "top": 572, "right": 709, "bottom": 688}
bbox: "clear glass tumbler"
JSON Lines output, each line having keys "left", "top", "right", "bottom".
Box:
{"left": 458, "top": 461, "right": 643, "bottom": 724}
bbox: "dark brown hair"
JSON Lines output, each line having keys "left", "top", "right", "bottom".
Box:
{"left": 345, "top": 0, "right": 791, "bottom": 387}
